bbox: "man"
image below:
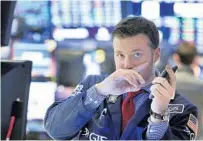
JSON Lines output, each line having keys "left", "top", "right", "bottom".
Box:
{"left": 173, "top": 41, "right": 203, "bottom": 139}
{"left": 44, "top": 17, "right": 198, "bottom": 140}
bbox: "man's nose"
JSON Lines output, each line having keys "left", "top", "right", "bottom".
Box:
{"left": 124, "top": 57, "right": 134, "bottom": 69}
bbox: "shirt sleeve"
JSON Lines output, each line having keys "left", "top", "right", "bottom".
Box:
{"left": 146, "top": 120, "right": 169, "bottom": 140}
{"left": 84, "top": 85, "right": 106, "bottom": 111}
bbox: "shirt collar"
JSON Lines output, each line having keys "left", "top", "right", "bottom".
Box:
{"left": 142, "top": 83, "right": 152, "bottom": 93}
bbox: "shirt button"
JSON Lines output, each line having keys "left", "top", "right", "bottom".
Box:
{"left": 90, "top": 98, "right": 93, "bottom": 101}
{"left": 94, "top": 101, "right": 98, "bottom": 104}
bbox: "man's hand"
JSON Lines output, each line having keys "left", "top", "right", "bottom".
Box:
{"left": 150, "top": 65, "right": 176, "bottom": 114}
{"left": 95, "top": 63, "right": 148, "bottom": 96}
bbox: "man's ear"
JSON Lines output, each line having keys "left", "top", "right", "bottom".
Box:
{"left": 154, "top": 48, "right": 160, "bottom": 62}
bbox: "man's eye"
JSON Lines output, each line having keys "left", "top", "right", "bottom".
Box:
{"left": 134, "top": 52, "right": 142, "bottom": 58}
{"left": 117, "top": 54, "right": 124, "bottom": 58}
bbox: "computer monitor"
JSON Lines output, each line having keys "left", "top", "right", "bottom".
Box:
{"left": 1, "top": 60, "right": 32, "bottom": 140}
{"left": 1, "top": 1, "right": 16, "bottom": 46}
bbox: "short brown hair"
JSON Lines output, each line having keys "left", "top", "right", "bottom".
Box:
{"left": 176, "top": 41, "right": 197, "bottom": 65}
{"left": 112, "top": 16, "right": 159, "bottom": 49}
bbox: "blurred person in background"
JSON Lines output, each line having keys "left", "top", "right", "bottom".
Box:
{"left": 44, "top": 17, "right": 198, "bottom": 140}
{"left": 173, "top": 41, "right": 203, "bottom": 139}
{"left": 191, "top": 56, "right": 203, "bottom": 80}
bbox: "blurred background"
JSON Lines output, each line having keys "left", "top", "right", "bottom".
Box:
{"left": 1, "top": 0, "right": 203, "bottom": 139}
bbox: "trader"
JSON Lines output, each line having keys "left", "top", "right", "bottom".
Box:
{"left": 44, "top": 16, "right": 198, "bottom": 140}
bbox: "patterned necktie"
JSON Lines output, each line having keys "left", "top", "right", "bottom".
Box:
{"left": 121, "top": 90, "right": 142, "bottom": 131}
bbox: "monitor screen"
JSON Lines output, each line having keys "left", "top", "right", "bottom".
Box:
{"left": 13, "top": 1, "right": 50, "bottom": 42}
{"left": 51, "top": 0, "right": 121, "bottom": 28}
{"left": 1, "top": 1, "right": 16, "bottom": 46}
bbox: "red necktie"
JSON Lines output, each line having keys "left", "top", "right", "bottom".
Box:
{"left": 122, "top": 90, "right": 142, "bottom": 131}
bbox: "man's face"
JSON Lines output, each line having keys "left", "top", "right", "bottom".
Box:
{"left": 113, "top": 34, "right": 160, "bottom": 82}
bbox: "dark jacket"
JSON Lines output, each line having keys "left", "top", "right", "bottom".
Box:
{"left": 44, "top": 75, "right": 198, "bottom": 140}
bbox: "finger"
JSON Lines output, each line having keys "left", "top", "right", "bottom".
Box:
{"left": 126, "top": 72, "right": 140, "bottom": 86}
{"left": 152, "top": 77, "right": 175, "bottom": 99}
{"left": 152, "top": 77, "right": 171, "bottom": 90}
{"left": 123, "top": 74, "right": 139, "bottom": 88}
{"left": 166, "top": 65, "right": 176, "bottom": 88}
{"left": 151, "top": 84, "right": 171, "bottom": 99}
{"left": 127, "top": 70, "right": 144, "bottom": 86}
{"left": 129, "top": 69, "right": 145, "bottom": 85}
{"left": 132, "top": 62, "right": 148, "bottom": 84}
{"left": 151, "top": 86, "right": 169, "bottom": 101}
{"left": 122, "top": 69, "right": 144, "bottom": 86}
{"left": 150, "top": 86, "right": 162, "bottom": 99}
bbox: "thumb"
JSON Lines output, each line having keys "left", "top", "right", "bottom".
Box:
{"left": 166, "top": 65, "right": 176, "bottom": 88}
